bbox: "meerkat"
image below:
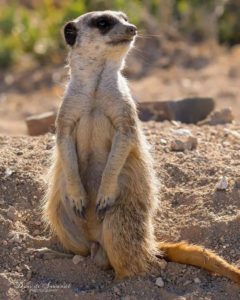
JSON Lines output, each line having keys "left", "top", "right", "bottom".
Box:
{"left": 42, "top": 11, "right": 240, "bottom": 283}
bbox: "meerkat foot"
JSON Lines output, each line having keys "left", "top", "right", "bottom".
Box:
{"left": 91, "top": 242, "right": 111, "bottom": 270}
{"left": 29, "top": 247, "right": 73, "bottom": 259}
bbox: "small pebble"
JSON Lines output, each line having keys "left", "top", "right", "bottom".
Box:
{"left": 170, "top": 136, "right": 197, "bottom": 152}
{"left": 160, "top": 138, "right": 167, "bottom": 145}
{"left": 216, "top": 176, "right": 228, "bottom": 191}
{"left": 72, "top": 255, "right": 84, "bottom": 265}
{"left": 171, "top": 128, "right": 192, "bottom": 137}
{"left": 7, "top": 206, "right": 17, "bottom": 221}
{"left": 194, "top": 277, "right": 201, "bottom": 284}
{"left": 155, "top": 277, "right": 164, "bottom": 287}
{"left": 4, "top": 168, "right": 14, "bottom": 178}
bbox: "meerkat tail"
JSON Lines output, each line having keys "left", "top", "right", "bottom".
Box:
{"left": 159, "top": 241, "right": 240, "bottom": 284}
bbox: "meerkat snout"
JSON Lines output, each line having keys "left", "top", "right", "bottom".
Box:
{"left": 125, "top": 24, "right": 137, "bottom": 36}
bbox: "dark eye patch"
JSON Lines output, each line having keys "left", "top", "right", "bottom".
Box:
{"left": 88, "top": 15, "right": 117, "bottom": 35}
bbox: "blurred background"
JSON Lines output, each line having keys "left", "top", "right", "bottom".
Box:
{"left": 0, "top": 0, "right": 240, "bottom": 134}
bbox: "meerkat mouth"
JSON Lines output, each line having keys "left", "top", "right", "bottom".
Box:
{"left": 107, "top": 38, "right": 134, "bottom": 45}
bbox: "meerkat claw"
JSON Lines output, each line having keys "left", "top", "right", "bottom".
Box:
{"left": 79, "top": 206, "right": 86, "bottom": 219}
{"left": 65, "top": 195, "right": 86, "bottom": 219}
{"left": 96, "top": 197, "right": 112, "bottom": 219}
{"left": 73, "top": 204, "right": 86, "bottom": 219}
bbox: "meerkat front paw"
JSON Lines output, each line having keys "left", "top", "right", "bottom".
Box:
{"left": 65, "top": 185, "right": 87, "bottom": 219}
{"left": 95, "top": 183, "right": 119, "bottom": 219}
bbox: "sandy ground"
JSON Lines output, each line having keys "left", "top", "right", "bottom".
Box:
{"left": 0, "top": 121, "right": 240, "bottom": 299}
{"left": 0, "top": 39, "right": 240, "bottom": 299}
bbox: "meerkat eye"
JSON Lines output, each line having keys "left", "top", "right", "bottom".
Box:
{"left": 97, "top": 18, "right": 110, "bottom": 29}
{"left": 89, "top": 16, "right": 117, "bottom": 34}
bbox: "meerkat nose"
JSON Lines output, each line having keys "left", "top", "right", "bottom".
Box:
{"left": 126, "top": 25, "right": 137, "bottom": 36}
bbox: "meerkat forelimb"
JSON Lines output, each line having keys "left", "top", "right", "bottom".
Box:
{"left": 56, "top": 97, "right": 88, "bottom": 218}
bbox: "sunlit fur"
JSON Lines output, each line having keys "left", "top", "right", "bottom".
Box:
{"left": 42, "top": 11, "right": 240, "bottom": 283}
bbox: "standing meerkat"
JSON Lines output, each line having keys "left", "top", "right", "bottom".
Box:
{"left": 42, "top": 10, "right": 240, "bottom": 283}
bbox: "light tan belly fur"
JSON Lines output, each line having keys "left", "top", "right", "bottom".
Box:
{"left": 75, "top": 109, "right": 114, "bottom": 240}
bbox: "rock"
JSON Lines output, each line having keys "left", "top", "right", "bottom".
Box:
{"left": 171, "top": 120, "right": 181, "bottom": 127}
{"left": 199, "top": 108, "right": 234, "bottom": 126}
{"left": 216, "top": 176, "right": 228, "bottom": 191}
{"left": 4, "top": 168, "right": 14, "bottom": 178}
{"left": 7, "top": 206, "right": 17, "bottom": 221}
{"left": 170, "top": 136, "right": 198, "bottom": 151}
{"left": 155, "top": 277, "right": 164, "bottom": 287}
{"left": 171, "top": 128, "right": 192, "bottom": 136}
{"left": 160, "top": 138, "right": 167, "bottom": 145}
{"left": 194, "top": 277, "right": 201, "bottom": 284}
{"left": 26, "top": 111, "right": 56, "bottom": 136}
{"left": 72, "top": 255, "right": 84, "bottom": 265}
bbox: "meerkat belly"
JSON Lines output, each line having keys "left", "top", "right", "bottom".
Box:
{"left": 76, "top": 108, "right": 114, "bottom": 197}
{"left": 75, "top": 109, "right": 114, "bottom": 241}
{"left": 77, "top": 109, "right": 114, "bottom": 193}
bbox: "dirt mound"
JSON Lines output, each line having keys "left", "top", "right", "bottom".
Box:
{"left": 0, "top": 122, "right": 240, "bottom": 299}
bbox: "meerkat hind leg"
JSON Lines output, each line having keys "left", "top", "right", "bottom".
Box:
{"left": 91, "top": 242, "right": 111, "bottom": 270}
{"left": 102, "top": 202, "right": 155, "bottom": 278}
{"left": 58, "top": 198, "right": 91, "bottom": 255}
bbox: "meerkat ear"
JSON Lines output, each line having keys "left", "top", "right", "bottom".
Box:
{"left": 63, "top": 22, "right": 77, "bottom": 46}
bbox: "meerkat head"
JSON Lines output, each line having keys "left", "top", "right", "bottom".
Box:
{"left": 63, "top": 11, "right": 137, "bottom": 63}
